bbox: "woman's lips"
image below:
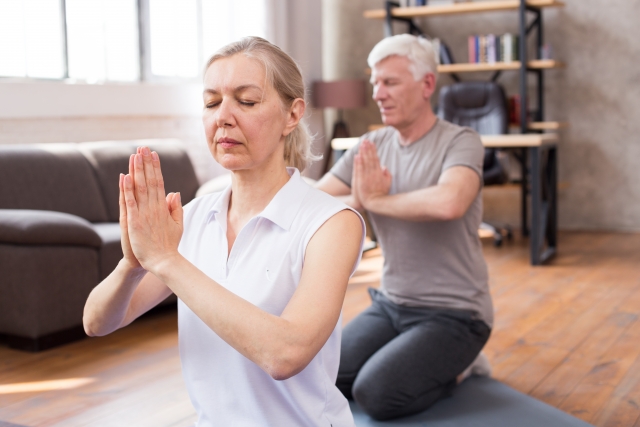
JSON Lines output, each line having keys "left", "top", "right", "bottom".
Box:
{"left": 217, "top": 137, "right": 242, "bottom": 149}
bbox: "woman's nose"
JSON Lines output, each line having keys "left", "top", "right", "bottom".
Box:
{"left": 215, "top": 99, "right": 236, "bottom": 128}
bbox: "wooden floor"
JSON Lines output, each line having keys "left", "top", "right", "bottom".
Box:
{"left": 1, "top": 231, "right": 640, "bottom": 426}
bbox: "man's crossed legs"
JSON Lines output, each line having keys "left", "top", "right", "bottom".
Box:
{"left": 337, "top": 288, "right": 491, "bottom": 421}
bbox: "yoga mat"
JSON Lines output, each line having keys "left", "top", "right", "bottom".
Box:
{"left": 351, "top": 377, "right": 593, "bottom": 427}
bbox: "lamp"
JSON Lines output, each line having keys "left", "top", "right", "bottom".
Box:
{"left": 312, "top": 79, "right": 368, "bottom": 171}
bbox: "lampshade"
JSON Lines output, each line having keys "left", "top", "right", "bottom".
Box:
{"left": 312, "top": 80, "right": 368, "bottom": 109}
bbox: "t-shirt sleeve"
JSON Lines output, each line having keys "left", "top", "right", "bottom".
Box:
{"left": 328, "top": 138, "right": 363, "bottom": 188}
{"left": 441, "top": 128, "right": 484, "bottom": 180}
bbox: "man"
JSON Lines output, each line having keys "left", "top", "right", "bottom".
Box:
{"left": 316, "top": 34, "right": 493, "bottom": 420}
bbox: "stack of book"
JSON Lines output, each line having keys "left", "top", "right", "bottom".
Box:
{"left": 468, "top": 34, "right": 519, "bottom": 64}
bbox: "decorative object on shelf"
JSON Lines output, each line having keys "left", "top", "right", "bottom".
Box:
{"left": 509, "top": 94, "right": 523, "bottom": 126}
{"left": 312, "top": 79, "right": 368, "bottom": 171}
{"left": 540, "top": 43, "right": 553, "bottom": 60}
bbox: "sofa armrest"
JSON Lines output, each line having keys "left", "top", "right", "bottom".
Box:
{"left": 0, "top": 209, "right": 102, "bottom": 247}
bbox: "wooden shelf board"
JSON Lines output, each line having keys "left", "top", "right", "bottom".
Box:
{"left": 364, "top": 0, "right": 564, "bottom": 19}
{"left": 373, "top": 122, "right": 567, "bottom": 133}
{"left": 481, "top": 133, "right": 559, "bottom": 147}
{"left": 483, "top": 181, "right": 570, "bottom": 191}
{"left": 333, "top": 133, "right": 559, "bottom": 150}
{"left": 528, "top": 121, "right": 569, "bottom": 130}
{"left": 332, "top": 137, "right": 360, "bottom": 151}
{"left": 438, "top": 60, "right": 564, "bottom": 73}
{"left": 528, "top": 59, "right": 566, "bottom": 69}
{"left": 439, "top": 62, "right": 520, "bottom": 73}
{"left": 509, "top": 121, "right": 569, "bottom": 131}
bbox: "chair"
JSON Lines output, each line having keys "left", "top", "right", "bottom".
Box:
{"left": 437, "top": 81, "right": 512, "bottom": 246}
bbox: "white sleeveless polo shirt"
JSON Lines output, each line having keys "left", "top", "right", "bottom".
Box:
{"left": 177, "top": 168, "right": 364, "bottom": 427}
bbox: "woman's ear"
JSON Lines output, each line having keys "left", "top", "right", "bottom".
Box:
{"left": 282, "top": 98, "right": 306, "bottom": 137}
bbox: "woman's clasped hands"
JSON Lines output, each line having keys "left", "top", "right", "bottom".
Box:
{"left": 118, "top": 146, "right": 184, "bottom": 273}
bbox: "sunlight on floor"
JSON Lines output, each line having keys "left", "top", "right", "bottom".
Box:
{"left": 0, "top": 377, "right": 96, "bottom": 394}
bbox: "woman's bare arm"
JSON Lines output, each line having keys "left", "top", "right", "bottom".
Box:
{"left": 83, "top": 152, "right": 172, "bottom": 337}
{"left": 122, "top": 148, "right": 363, "bottom": 380}
{"left": 152, "top": 209, "right": 361, "bottom": 380}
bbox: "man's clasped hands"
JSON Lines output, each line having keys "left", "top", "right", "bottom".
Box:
{"left": 352, "top": 140, "right": 392, "bottom": 211}
{"left": 118, "top": 147, "right": 184, "bottom": 273}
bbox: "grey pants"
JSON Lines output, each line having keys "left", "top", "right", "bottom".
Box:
{"left": 337, "top": 288, "right": 491, "bottom": 421}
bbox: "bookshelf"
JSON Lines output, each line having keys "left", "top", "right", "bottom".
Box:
{"left": 363, "top": 0, "right": 564, "bottom": 264}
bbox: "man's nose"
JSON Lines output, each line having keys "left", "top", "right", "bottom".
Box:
{"left": 215, "top": 98, "right": 236, "bottom": 128}
{"left": 373, "top": 84, "right": 387, "bottom": 101}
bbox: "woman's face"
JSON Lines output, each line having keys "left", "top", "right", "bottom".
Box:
{"left": 202, "top": 54, "right": 301, "bottom": 171}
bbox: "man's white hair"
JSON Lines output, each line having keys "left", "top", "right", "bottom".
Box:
{"left": 367, "top": 34, "right": 439, "bottom": 82}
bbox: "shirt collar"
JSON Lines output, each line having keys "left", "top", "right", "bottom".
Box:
{"left": 207, "top": 167, "right": 309, "bottom": 232}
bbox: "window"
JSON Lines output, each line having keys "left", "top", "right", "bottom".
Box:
{"left": 0, "top": 0, "right": 66, "bottom": 79}
{"left": 66, "top": 0, "right": 140, "bottom": 82}
{"left": 146, "top": 0, "right": 267, "bottom": 80}
{"left": 201, "top": 0, "right": 266, "bottom": 62}
{"left": 0, "top": 0, "right": 267, "bottom": 82}
{"left": 148, "top": 0, "right": 200, "bottom": 78}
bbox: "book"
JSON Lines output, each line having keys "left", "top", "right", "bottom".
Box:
{"left": 503, "top": 33, "right": 513, "bottom": 62}
{"left": 487, "top": 34, "right": 496, "bottom": 64}
{"left": 439, "top": 40, "right": 456, "bottom": 65}
{"left": 468, "top": 35, "right": 477, "bottom": 63}
{"left": 479, "top": 35, "right": 487, "bottom": 63}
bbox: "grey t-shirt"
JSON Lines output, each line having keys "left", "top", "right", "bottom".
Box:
{"left": 331, "top": 119, "right": 493, "bottom": 327}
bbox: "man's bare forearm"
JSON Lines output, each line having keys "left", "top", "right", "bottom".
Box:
{"left": 336, "top": 194, "right": 363, "bottom": 211}
{"left": 364, "top": 184, "right": 464, "bottom": 222}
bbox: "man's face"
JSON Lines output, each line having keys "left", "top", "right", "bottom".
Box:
{"left": 370, "top": 55, "right": 433, "bottom": 129}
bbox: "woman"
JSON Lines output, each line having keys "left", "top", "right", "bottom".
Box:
{"left": 83, "top": 37, "right": 364, "bottom": 426}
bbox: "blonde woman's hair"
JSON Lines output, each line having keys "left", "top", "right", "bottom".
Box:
{"left": 205, "top": 37, "right": 317, "bottom": 172}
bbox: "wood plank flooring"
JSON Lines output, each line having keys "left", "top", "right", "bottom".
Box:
{"left": 1, "top": 231, "right": 639, "bottom": 426}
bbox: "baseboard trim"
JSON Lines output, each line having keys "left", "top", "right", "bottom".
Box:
{"left": 0, "top": 300, "right": 177, "bottom": 353}
{"left": 0, "top": 326, "right": 87, "bottom": 352}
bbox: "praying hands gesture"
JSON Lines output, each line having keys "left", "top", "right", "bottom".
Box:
{"left": 118, "top": 146, "right": 184, "bottom": 274}
{"left": 352, "top": 139, "right": 392, "bottom": 211}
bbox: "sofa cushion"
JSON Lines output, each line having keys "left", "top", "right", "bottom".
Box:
{"left": 0, "top": 244, "right": 99, "bottom": 338}
{"left": 0, "top": 209, "right": 102, "bottom": 247}
{"left": 0, "top": 144, "right": 109, "bottom": 222}
{"left": 93, "top": 222, "right": 123, "bottom": 280}
{"left": 78, "top": 140, "right": 201, "bottom": 222}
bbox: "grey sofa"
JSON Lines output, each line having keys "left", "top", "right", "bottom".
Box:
{"left": 0, "top": 140, "right": 200, "bottom": 351}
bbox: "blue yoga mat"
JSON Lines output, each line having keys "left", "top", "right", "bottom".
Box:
{"left": 351, "top": 377, "right": 593, "bottom": 427}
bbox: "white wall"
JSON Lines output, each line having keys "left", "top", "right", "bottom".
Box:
{"left": 0, "top": 81, "right": 202, "bottom": 119}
